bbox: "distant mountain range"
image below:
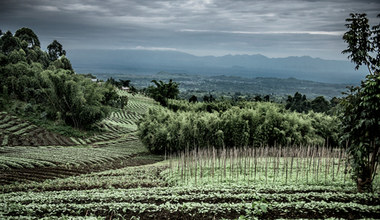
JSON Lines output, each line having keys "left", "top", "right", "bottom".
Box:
{"left": 91, "top": 71, "right": 350, "bottom": 99}
{"left": 69, "top": 49, "right": 364, "bottom": 84}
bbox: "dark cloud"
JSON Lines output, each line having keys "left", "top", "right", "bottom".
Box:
{"left": 1, "top": 0, "right": 379, "bottom": 60}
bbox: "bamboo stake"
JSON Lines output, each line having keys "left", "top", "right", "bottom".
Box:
{"left": 296, "top": 149, "right": 299, "bottom": 183}
{"left": 316, "top": 150, "right": 320, "bottom": 183}
{"left": 254, "top": 148, "right": 257, "bottom": 181}
{"left": 290, "top": 152, "right": 294, "bottom": 183}
{"left": 265, "top": 146, "right": 268, "bottom": 184}
{"left": 285, "top": 156, "right": 288, "bottom": 185}
{"left": 273, "top": 149, "right": 276, "bottom": 183}
{"left": 332, "top": 148, "right": 335, "bottom": 182}
{"left": 336, "top": 148, "right": 342, "bottom": 180}
{"left": 194, "top": 149, "right": 197, "bottom": 185}
{"left": 230, "top": 148, "right": 233, "bottom": 182}
{"left": 325, "top": 148, "right": 330, "bottom": 185}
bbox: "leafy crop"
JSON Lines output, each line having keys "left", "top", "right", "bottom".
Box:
{"left": 1, "top": 183, "right": 379, "bottom": 219}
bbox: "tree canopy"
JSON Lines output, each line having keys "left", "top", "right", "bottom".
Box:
{"left": 341, "top": 13, "right": 380, "bottom": 192}
{"left": 15, "top": 27, "right": 40, "bottom": 48}
{"left": 147, "top": 79, "right": 179, "bottom": 106}
{"left": 47, "top": 40, "right": 66, "bottom": 61}
{"left": 0, "top": 27, "right": 120, "bottom": 129}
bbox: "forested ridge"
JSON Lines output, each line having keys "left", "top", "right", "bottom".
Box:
{"left": 0, "top": 28, "right": 121, "bottom": 130}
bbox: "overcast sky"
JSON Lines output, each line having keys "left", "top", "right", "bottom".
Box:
{"left": 1, "top": 0, "right": 379, "bottom": 60}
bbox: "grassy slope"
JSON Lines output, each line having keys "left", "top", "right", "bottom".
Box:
{"left": 1, "top": 92, "right": 379, "bottom": 219}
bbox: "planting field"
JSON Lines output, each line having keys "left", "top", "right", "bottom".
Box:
{"left": 0, "top": 91, "right": 156, "bottom": 148}
{"left": 90, "top": 92, "right": 159, "bottom": 147}
{"left": 0, "top": 140, "right": 163, "bottom": 185}
{"left": 1, "top": 161, "right": 379, "bottom": 219}
{"left": 0, "top": 112, "right": 77, "bottom": 146}
{"left": 1, "top": 92, "right": 379, "bottom": 219}
{"left": 0, "top": 92, "right": 161, "bottom": 185}
{"left": 165, "top": 146, "right": 380, "bottom": 187}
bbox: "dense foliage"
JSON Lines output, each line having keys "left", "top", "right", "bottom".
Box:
{"left": 0, "top": 28, "right": 118, "bottom": 129}
{"left": 146, "top": 79, "right": 179, "bottom": 106}
{"left": 105, "top": 77, "right": 138, "bottom": 94}
{"left": 167, "top": 99, "right": 233, "bottom": 112}
{"left": 39, "top": 70, "right": 110, "bottom": 128}
{"left": 341, "top": 13, "right": 380, "bottom": 192}
{"left": 285, "top": 92, "right": 335, "bottom": 114}
{"left": 138, "top": 100, "right": 339, "bottom": 154}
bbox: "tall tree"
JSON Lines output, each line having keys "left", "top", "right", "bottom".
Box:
{"left": 47, "top": 40, "right": 66, "bottom": 61}
{"left": 285, "top": 92, "right": 310, "bottom": 113}
{"left": 41, "top": 70, "right": 109, "bottom": 128}
{"left": 189, "top": 95, "right": 198, "bottom": 103}
{"left": 311, "top": 96, "right": 329, "bottom": 113}
{"left": 120, "top": 79, "right": 131, "bottom": 87}
{"left": 0, "top": 31, "right": 20, "bottom": 55}
{"left": 14, "top": 27, "right": 40, "bottom": 48}
{"left": 148, "top": 79, "right": 179, "bottom": 106}
{"left": 341, "top": 13, "right": 380, "bottom": 192}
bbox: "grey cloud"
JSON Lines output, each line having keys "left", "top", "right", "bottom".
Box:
{"left": 1, "top": 0, "right": 379, "bottom": 60}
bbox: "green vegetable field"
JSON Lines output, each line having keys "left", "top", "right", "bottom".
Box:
{"left": 0, "top": 92, "right": 379, "bottom": 219}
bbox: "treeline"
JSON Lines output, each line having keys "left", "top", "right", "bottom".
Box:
{"left": 138, "top": 101, "right": 339, "bottom": 154}
{"left": 188, "top": 92, "right": 339, "bottom": 114}
{"left": 167, "top": 99, "right": 234, "bottom": 113}
{"left": 285, "top": 92, "right": 339, "bottom": 114}
{"left": 0, "top": 28, "right": 120, "bottom": 129}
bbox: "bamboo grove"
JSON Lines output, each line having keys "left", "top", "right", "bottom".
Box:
{"left": 137, "top": 100, "right": 340, "bottom": 154}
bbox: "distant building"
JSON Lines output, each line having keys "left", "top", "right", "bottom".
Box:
{"left": 91, "top": 79, "right": 98, "bottom": 82}
{"left": 121, "top": 86, "right": 130, "bottom": 92}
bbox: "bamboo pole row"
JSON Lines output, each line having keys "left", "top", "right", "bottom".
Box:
{"left": 168, "top": 146, "right": 350, "bottom": 185}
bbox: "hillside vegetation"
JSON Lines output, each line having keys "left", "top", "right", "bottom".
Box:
{"left": 0, "top": 90, "right": 161, "bottom": 184}
{"left": 0, "top": 28, "right": 122, "bottom": 129}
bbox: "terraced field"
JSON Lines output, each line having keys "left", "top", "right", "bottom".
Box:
{"left": 0, "top": 141, "right": 163, "bottom": 184}
{"left": 0, "top": 112, "right": 77, "bottom": 146}
{"left": 0, "top": 92, "right": 156, "bottom": 148}
{"left": 0, "top": 91, "right": 161, "bottom": 184}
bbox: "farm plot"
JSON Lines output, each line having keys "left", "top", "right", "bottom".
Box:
{"left": 165, "top": 146, "right": 380, "bottom": 189}
{"left": 122, "top": 92, "right": 159, "bottom": 115}
{"left": 88, "top": 110, "right": 139, "bottom": 147}
{"left": 1, "top": 161, "right": 167, "bottom": 193}
{"left": 0, "top": 112, "right": 76, "bottom": 146}
{"left": 87, "top": 93, "right": 158, "bottom": 146}
{"left": 1, "top": 162, "right": 379, "bottom": 219}
{"left": 0, "top": 93, "right": 157, "bottom": 147}
{"left": 3, "top": 93, "right": 378, "bottom": 219}
{"left": 0, "top": 140, "right": 160, "bottom": 185}
{"left": 0, "top": 93, "right": 159, "bottom": 185}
